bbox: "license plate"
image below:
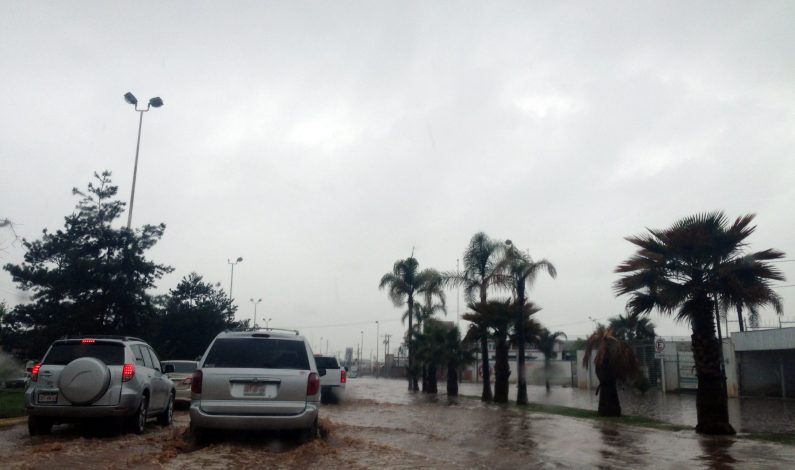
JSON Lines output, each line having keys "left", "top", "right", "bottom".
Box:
{"left": 242, "top": 383, "right": 276, "bottom": 397}
{"left": 38, "top": 392, "right": 58, "bottom": 404}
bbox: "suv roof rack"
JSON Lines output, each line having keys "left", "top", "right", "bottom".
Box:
{"left": 224, "top": 327, "right": 300, "bottom": 336}
{"left": 58, "top": 334, "right": 146, "bottom": 342}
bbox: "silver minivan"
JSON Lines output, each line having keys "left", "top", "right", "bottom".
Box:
{"left": 25, "top": 336, "right": 175, "bottom": 435}
{"left": 189, "top": 329, "right": 321, "bottom": 441}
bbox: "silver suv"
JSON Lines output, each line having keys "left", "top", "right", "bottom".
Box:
{"left": 189, "top": 329, "right": 320, "bottom": 441}
{"left": 25, "top": 336, "right": 175, "bottom": 435}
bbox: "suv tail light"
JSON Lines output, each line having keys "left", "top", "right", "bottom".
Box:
{"left": 340, "top": 368, "right": 346, "bottom": 384}
{"left": 191, "top": 370, "right": 203, "bottom": 394}
{"left": 31, "top": 363, "right": 41, "bottom": 382}
{"left": 122, "top": 363, "right": 136, "bottom": 382}
{"left": 307, "top": 372, "right": 320, "bottom": 396}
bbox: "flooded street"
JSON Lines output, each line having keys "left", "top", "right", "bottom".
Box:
{"left": 1, "top": 378, "right": 794, "bottom": 468}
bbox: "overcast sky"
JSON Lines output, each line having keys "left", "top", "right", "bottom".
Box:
{"left": 1, "top": 1, "right": 793, "bottom": 359}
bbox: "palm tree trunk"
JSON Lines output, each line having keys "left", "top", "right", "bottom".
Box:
{"left": 545, "top": 358, "right": 551, "bottom": 391}
{"left": 407, "top": 297, "right": 418, "bottom": 392}
{"left": 427, "top": 363, "right": 438, "bottom": 393}
{"left": 480, "top": 335, "right": 492, "bottom": 401}
{"left": 736, "top": 306, "right": 745, "bottom": 332}
{"left": 595, "top": 365, "right": 621, "bottom": 417}
{"left": 691, "top": 296, "right": 735, "bottom": 435}
{"left": 494, "top": 336, "right": 510, "bottom": 403}
{"left": 422, "top": 363, "right": 428, "bottom": 392}
{"left": 516, "top": 289, "right": 528, "bottom": 404}
{"left": 447, "top": 359, "right": 458, "bottom": 396}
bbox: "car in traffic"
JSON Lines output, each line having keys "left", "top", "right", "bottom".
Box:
{"left": 189, "top": 328, "right": 321, "bottom": 441}
{"left": 314, "top": 355, "right": 346, "bottom": 403}
{"left": 25, "top": 336, "right": 176, "bottom": 435}
{"left": 161, "top": 360, "right": 198, "bottom": 405}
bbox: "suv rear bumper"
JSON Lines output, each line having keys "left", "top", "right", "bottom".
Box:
{"left": 26, "top": 394, "right": 140, "bottom": 418}
{"left": 189, "top": 402, "right": 318, "bottom": 430}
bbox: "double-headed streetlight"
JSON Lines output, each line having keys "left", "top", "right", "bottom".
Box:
{"left": 123, "top": 92, "right": 164, "bottom": 229}
{"left": 265, "top": 317, "right": 272, "bottom": 329}
{"left": 250, "top": 298, "right": 262, "bottom": 327}
{"left": 228, "top": 257, "right": 243, "bottom": 303}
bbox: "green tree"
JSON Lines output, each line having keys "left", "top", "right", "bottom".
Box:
{"left": 503, "top": 242, "right": 557, "bottom": 404}
{"left": 442, "top": 324, "right": 474, "bottom": 396}
{"left": 615, "top": 212, "right": 784, "bottom": 434}
{"left": 465, "top": 300, "right": 514, "bottom": 403}
{"left": 608, "top": 313, "right": 656, "bottom": 343}
{"left": 153, "top": 273, "right": 240, "bottom": 359}
{"left": 535, "top": 328, "right": 567, "bottom": 390}
{"left": 379, "top": 256, "right": 440, "bottom": 391}
{"left": 2, "top": 172, "right": 172, "bottom": 358}
{"left": 583, "top": 326, "right": 639, "bottom": 417}
{"left": 444, "top": 232, "right": 506, "bottom": 401}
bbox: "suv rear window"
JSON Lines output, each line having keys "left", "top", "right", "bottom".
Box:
{"left": 314, "top": 357, "right": 339, "bottom": 369}
{"left": 43, "top": 342, "right": 125, "bottom": 366}
{"left": 203, "top": 338, "right": 310, "bottom": 370}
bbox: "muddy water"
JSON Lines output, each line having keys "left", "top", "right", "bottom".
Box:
{"left": 1, "top": 379, "right": 793, "bottom": 468}
{"left": 457, "top": 381, "right": 795, "bottom": 433}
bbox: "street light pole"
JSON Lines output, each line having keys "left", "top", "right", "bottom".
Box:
{"left": 227, "top": 257, "right": 243, "bottom": 303}
{"left": 360, "top": 330, "right": 364, "bottom": 374}
{"left": 123, "top": 92, "right": 163, "bottom": 229}
{"left": 249, "top": 298, "right": 262, "bottom": 327}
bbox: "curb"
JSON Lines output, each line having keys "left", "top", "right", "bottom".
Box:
{"left": 0, "top": 416, "right": 26, "bottom": 428}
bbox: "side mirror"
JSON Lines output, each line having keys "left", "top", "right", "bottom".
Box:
{"left": 163, "top": 364, "right": 175, "bottom": 374}
{"left": 318, "top": 367, "right": 327, "bottom": 377}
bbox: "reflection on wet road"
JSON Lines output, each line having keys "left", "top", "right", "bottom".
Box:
{"left": 1, "top": 378, "right": 793, "bottom": 468}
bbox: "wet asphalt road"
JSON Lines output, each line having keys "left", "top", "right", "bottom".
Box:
{"left": 1, "top": 378, "right": 794, "bottom": 469}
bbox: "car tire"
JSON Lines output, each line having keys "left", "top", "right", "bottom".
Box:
{"left": 299, "top": 418, "right": 319, "bottom": 443}
{"left": 190, "top": 423, "right": 208, "bottom": 446}
{"left": 127, "top": 395, "right": 148, "bottom": 434}
{"left": 28, "top": 416, "right": 53, "bottom": 436}
{"left": 157, "top": 393, "right": 174, "bottom": 426}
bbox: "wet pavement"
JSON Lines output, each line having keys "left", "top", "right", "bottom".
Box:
{"left": 0, "top": 378, "right": 793, "bottom": 468}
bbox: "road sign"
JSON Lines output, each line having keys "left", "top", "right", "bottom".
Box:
{"left": 654, "top": 337, "right": 666, "bottom": 354}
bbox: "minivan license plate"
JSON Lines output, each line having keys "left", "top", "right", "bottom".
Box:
{"left": 38, "top": 392, "right": 57, "bottom": 404}
{"left": 243, "top": 383, "right": 266, "bottom": 396}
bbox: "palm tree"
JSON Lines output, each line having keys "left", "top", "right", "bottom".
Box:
{"left": 412, "top": 318, "right": 451, "bottom": 393}
{"left": 466, "top": 300, "right": 515, "bottom": 403}
{"left": 444, "top": 232, "right": 506, "bottom": 401}
{"left": 582, "top": 326, "right": 639, "bottom": 417}
{"left": 462, "top": 313, "right": 491, "bottom": 400}
{"left": 615, "top": 212, "right": 785, "bottom": 434}
{"left": 503, "top": 241, "right": 557, "bottom": 404}
{"left": 379, "top": 257, "right": 442, "bottom": 391}
{"left": 443, "top": 324, "right": 475, "bottom": 396}
{"left": 608, "top": 313, "right": 656, "bottom": 344}
{"left": 535, "top": 328, "right": 567, "bottom": 391}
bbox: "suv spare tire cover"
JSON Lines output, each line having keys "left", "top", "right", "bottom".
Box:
{"left": 59, "top": 357, "right": 111, "bottom": 405}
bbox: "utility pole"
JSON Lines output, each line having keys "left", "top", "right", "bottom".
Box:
{"left": 456, "top": 258, "right": 460, "bottom": 327}
{"left": 375, "top": 321, "right": 380, "bottom": 378}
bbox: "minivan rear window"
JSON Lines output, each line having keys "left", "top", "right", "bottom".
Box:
{"left": 43, "top": 342, "right": 125, "bottom": 366}
{"left": 314, "top": 357, "right": 339, "bottom": 369}
{"left": 203, "top": 338, "right": 310, "bottom": 370}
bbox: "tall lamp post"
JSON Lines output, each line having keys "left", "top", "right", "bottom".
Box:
{"left": 123, "top": 92, "right": 163, "bottom": 229}
{"left": 227, "top": 257, "right": 243, "bottom": 304}
{"left": 265, "top": 317, "right": 272, "bottom": 329}
{"left": 360, "top": 330, "right": 364, "bottom": 374}
{"left": 249, "top": 298, "right": 262, "bottom": 327}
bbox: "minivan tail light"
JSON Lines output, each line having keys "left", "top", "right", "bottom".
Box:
{"left": 81, "top": 339, "right": 96, "bottom": 344}
{"left": 191, "top": 370, "right": 203, "bottom": 394}
{"left": 122, "top": 363, "right": 135, "bottom": 382}
{"left": 340, "top": 368, "right": 346, "bottom": 384}
{"left": 31, "top": 363, "right": 41, "bottom": 382}
{"left": 307, "top": 372, "right": 320, "bottom": 396}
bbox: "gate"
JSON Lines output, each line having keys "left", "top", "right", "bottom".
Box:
{"left": 676, "top": 350, "right": 698, "bottom": 390}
